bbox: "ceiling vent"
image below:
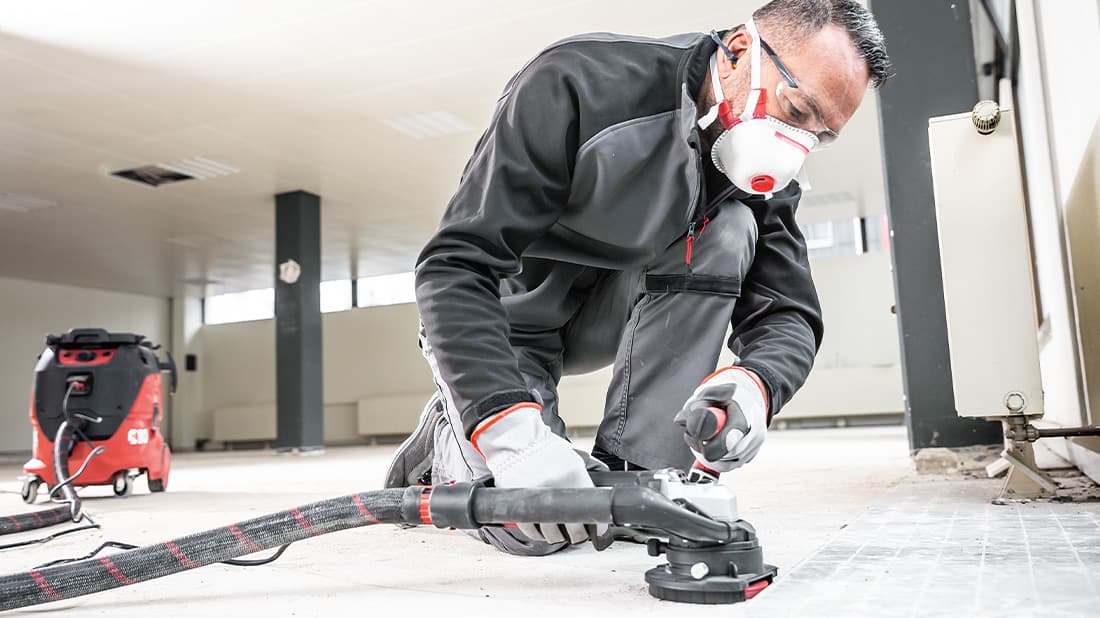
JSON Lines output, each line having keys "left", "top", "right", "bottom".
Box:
{"left": 112, "top": 157, "right": 239, "bottom": 187}
{"left": 0, "top": 193, "right": 58, "bottom": 213}
{"left": 382, "top": 111, "right": 473, "bottom": 140}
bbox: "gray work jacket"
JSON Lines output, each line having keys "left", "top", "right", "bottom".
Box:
{"left": 415, "top": 31, "right": 824, "bottom": 437}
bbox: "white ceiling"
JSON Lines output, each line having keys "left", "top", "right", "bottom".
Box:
{"left": 0, "top": 0, "right": 884, "bottom": 298}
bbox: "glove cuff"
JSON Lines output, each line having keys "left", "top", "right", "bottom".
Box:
{"left": 700, "top": 366, "right": 769, "bottom": 417}
{"left": 470, "top": 403, "right": 543, "bottom": 460}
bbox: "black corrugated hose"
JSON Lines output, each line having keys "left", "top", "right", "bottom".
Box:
{"left": 0, "top": 488, "right": 405, "bottom": 612}
{"left": 1, "top": 418, "right": 86, "bottom": 539}
{"left": 0, "top": 505, "right": 73, "bottom": 537}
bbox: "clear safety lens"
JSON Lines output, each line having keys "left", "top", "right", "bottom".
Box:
{"left": 775, "top": 82, "right": 838, "bottom": 150}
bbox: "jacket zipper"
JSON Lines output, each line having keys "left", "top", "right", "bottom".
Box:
{"left": 684, "top": 213, "right": 713, "bottom": 267}
{"left": 684, "top": 181, "right": 739, "bottom": 268}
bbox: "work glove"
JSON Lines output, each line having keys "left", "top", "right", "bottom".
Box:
{"left": 674, "top": 366, "right": 769, "bottom": 477}
{"left": 471, "top": 403, "right": 595, "bottom": 545}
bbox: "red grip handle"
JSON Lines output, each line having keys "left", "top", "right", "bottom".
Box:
{"left": 702, "top": 406, "right": 727, "bottom": 440}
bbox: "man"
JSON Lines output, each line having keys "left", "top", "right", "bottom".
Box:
{"left": 386, "top": 0, "right": 890, "bottom": 555}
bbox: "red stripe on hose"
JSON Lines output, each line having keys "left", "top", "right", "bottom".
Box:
{"left": 352, "top": 494, "right": 381, "bottom": 524}
{"left": 31, "top": 511, "right": 43, "bottom": 525}
{"left": 164, "top": 542, "right": 197, "bottom": 569}
{"left": 28, "top": 570, "right": 61, "bottom": 601}
{"left": 7, "top": 515, "right": 21, "bottom": 531}
{"left": 291, "top": 509, "right": 319, "bottom": 536}
{"left": 99, "top": 557, "right": 134, "bottom": 586}
{"left": 419, "top": 490, "right": 433, "bottom": 525}
{"left": 229, "top": 525, "right": 260, "bottom": 552}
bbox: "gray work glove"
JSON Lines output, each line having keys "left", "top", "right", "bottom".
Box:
{"left": 674, "top": 366, "right": 769, "bottom": 475}
{"left": 472, "top": 404, "right": 595, "bottom": 545}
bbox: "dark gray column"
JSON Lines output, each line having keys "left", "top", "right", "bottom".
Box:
{"left": 870, "top": 0, "right": 1003, "bottom": 449}
{"left": 275, "top": 190, "right": 324, "bottom": 451}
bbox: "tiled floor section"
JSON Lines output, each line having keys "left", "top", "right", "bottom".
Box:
{"left": 744, "top": 479, "right": 1100, "bottom": 617}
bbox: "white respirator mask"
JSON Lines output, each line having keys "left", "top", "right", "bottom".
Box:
{"left": 698, "top": 19, "right": 817, "bottom": 198}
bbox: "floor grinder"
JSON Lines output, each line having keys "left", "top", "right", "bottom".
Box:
{"left": 20, "top": 328, "right": 177, "bottom": 507}
{"left": 0, "top": 467, "right": 775, "bottom": 610}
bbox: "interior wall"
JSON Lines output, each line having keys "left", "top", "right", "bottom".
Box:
{"left": 197, "top": 251, "right": 902, "bottom": 443}
{"left": 1014, "top": 0, "right": 1100, "bottom": 428}
{"left": 200, "top": 304, "right": 434, "bottom": 443}
{"left": 0, "top": 276, "right": 171, "bottom": 453}
{"left": 778, "top": 252, "right": 903, "bottom": 417}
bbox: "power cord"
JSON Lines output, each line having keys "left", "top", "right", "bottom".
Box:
{"left": 34, "top": 540, "right": 292, "bottom": 570}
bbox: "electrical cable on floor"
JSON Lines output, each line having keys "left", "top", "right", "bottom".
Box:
{"left": 0, "top": 524, "right": 102, "bottom": 552}
{"left": 30, "top": 539, "right": 293, "bottom": 569}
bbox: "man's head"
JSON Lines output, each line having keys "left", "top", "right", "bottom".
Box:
{"left": 704, "top": 0, "right": 890, "bottom": 142}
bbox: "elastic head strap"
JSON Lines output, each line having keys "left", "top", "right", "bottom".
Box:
{"left": 741, "top": 18, "right": 768, "bottom": 120}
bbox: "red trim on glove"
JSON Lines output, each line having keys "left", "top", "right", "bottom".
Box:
{"left": 470, "top": 402, "right": 543, "bottom": 458}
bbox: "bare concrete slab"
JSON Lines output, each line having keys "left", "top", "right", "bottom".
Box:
{"left": 14, "top": 426, "right": 1090, "bottom": 616}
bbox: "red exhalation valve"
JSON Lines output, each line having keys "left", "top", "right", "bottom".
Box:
{"left": 750, "top": 175, "right": 775, "bottom": 193}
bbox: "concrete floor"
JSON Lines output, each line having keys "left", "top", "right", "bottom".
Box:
{"left": 0, "top": 426, "right": 1096, "bottom": 616}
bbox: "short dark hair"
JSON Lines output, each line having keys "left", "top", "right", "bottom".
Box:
{"left": 753, "top": 0, "right": 892, "bottom": 88}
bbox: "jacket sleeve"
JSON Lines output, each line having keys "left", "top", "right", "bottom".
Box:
{"left": 414, "top": 51, "right": 579, "bottom": 438}
{"left": 728, "top": 186, "right": 824, "bottom": 420}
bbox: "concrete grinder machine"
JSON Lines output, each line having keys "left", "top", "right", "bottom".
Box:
{"left": 1, "top": 467, "right": 775, "bottom": 610}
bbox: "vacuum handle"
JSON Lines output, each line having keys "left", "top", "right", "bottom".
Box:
{"left": 61, "top": 329, "right": 111, "bottom": 345}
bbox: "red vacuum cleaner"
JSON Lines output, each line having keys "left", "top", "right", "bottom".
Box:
{"left": 21, "top": 328, "right": 177, "bottom": 505}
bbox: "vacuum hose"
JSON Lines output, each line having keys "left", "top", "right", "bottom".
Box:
{"left": 0, "top": 421, "right": 83, "bottom": 538}
{"left": 0, "top": 506, "right": 73, "bottom": 537}
{"left": 1, "top": 477, "right": 734, "bottom": 612}
{"left": 0, "top": 488, "right": 406, "bottom": 611}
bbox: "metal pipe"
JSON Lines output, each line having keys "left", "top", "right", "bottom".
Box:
{"left": 1035, "top": 426, "right": 1100, "bottom": 438}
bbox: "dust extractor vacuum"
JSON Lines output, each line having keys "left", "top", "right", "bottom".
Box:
{"left": 19, "top": 328, "right": 176, "bottom": 514}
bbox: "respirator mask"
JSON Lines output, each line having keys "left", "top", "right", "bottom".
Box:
{"left": 698, "top": 18, "right": 818, "bottom": 198}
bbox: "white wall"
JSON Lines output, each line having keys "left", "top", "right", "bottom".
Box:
{"left": 196, "top": 251, "right": 902, "bottom": 443}
{"left": 1014, "top": 0, "right": 1100, "bottom": 427}
{"left": 780, "top": 252, "right": 903, "bottom": 417}
{"left": 199, "top": 304, "right": 434, "bottom": 443}
{"left": 0, "top": 276, "right": 171, "bottom": 453}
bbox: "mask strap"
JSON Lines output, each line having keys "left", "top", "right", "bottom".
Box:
{"left": 697, "top": 55, "right": 721, "bottom": 130}
{"left": 742, "top": 18, "right": 768, "bottom": 120}
{"left": 698, "top": 54, "right": 738, "bottom": 130}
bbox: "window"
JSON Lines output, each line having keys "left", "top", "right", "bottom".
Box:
{"left": 800, "top": 216, "right": 889, "bottom": 260}
{"left": 203, "top": 288, "right": 274, "bottom": 325}
{"left": 356, "top": 272, "right": 416, "bottom": 308}
{"left": 320, "top": 280, "right": 352, "bottom": 313}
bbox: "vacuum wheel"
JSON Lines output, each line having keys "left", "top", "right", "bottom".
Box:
{"left": 21, "top": 477, "right": 41, "bottom": 504}
{"left": 112, "top": 471, "right": 134, "bottom": 497}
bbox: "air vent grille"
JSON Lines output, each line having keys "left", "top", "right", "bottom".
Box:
{"left": 112, "top": 157, "right": 239, "bottom": 187}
